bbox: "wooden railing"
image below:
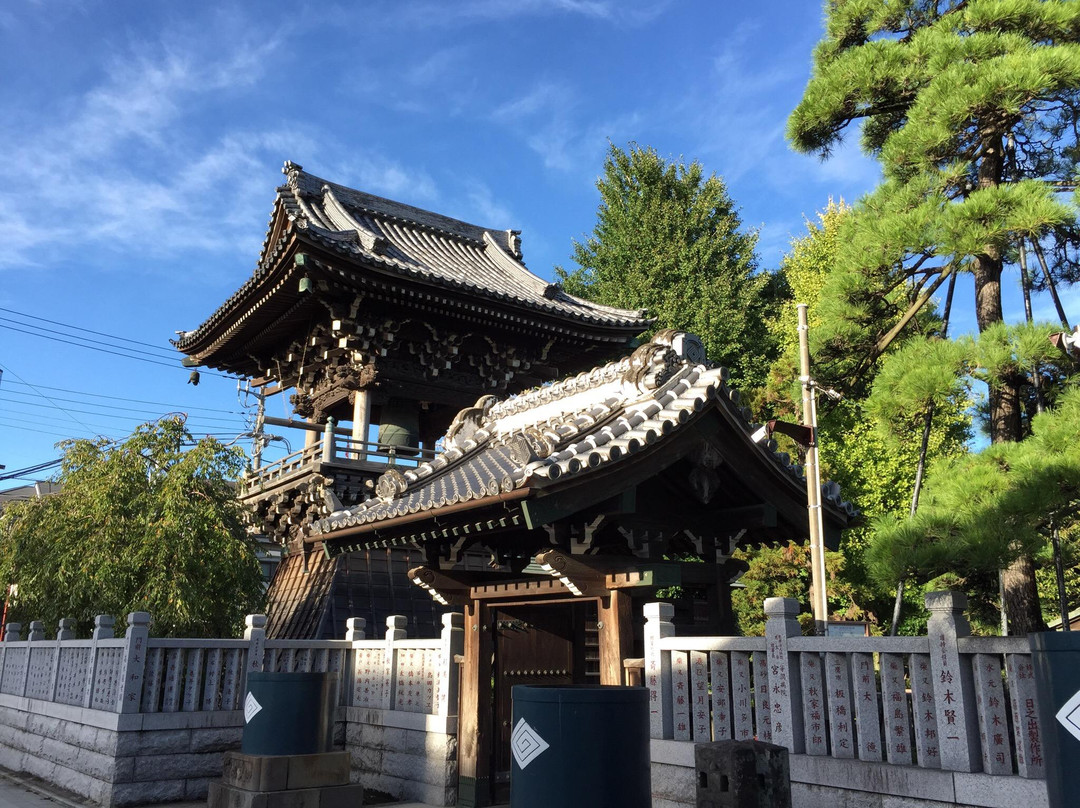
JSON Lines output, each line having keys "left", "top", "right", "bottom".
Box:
{"left": 0, "top": 611, "right": 463, "bottom": 719}
{"left": 243, "top": 434, "right": 439, "bottom": 493}
{"left": 644, "top": 592, "right": 1046, "bottom": 780}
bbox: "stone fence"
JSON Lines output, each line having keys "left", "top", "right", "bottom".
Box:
{"left": 0, "top": 611, "right": 463, "bottom": 806}
{"left": 645, "top": 592, "right": 1049, "bottom": 808}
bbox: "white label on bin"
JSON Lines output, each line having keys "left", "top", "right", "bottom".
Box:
{"left": 1056, "top": 688, "right": 1080, "bottom": 743}
{"left": 244, "top": 692, "right": 263, "bottom": 724}
{"left": 511, "top": 718, "right": 550, "bottom": 770}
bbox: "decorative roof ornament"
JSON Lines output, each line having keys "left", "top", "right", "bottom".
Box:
{"left": 445, "top": 395, "right": 498, "bottom": 450}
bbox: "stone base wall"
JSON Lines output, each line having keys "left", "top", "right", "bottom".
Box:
{"left": 0, "top": 694, "right": 244, "bottom": 806}
{"left": 650, "top": 740, "right": 1050, "bottom": 808}
{"left": 344, "top": 706, "right": 458, "bottom": 807}
{"left": 0, "top": 695, "right": 458, "bottom": 807}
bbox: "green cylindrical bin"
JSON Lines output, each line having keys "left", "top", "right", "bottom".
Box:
{"left": 1030, "top": 632, "right": 1080, "bottom": 808}
{"left": 510, "top": 685, "right": 650, "bottom": 808}
{"left": 241, "top": 672, "right": 337, "bottom": 756}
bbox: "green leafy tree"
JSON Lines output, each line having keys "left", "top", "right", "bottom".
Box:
{"left": 0, "top": 417, "right": 265, "bottom": 637}
{"left": 556, "top": 143, "right": 782, "bottom": 391}
{"left": 788, "top": 0, "right": 1080, "bottom": 633}
{"left": 740, "top": 203, "right": 971, "bottom": 635}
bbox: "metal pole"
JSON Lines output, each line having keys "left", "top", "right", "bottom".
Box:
{"left": 798, "top": 304, "right": 829, "bottom": 636}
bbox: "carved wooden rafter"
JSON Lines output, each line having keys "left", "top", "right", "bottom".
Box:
{"left": 264, "top": 294, "right": 545, "bottom": 418}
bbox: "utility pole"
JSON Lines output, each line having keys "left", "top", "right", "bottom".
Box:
{"left": 798, "top": 304, "right": 829, "bottom": 636}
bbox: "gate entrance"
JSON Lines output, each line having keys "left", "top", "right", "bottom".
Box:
{"left": 491, "top": 601, "right": 599, "bottom": 800}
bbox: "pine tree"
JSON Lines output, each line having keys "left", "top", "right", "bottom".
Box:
{"left": 789, "top": 0, "right": 1080, "bottom": 633}
{"left": 556, "top": 143, "right": 781, "bottom": 391}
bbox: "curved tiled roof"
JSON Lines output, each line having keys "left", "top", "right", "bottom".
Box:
{"left": 176, "top": 162, "right": 649, "bottom": 353}
{"left": 311, "top": 331, "right": 856, "bottom": 536}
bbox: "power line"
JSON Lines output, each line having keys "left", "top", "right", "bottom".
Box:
{"left": 0, "top": 316, "right": 177, "bottom": 362}
{"left": 0, "top": 420, "right": 113, "bottom": 440}
{"left": 0, "top": 322, "right": 185, "bottom": 370}
{"left": 0, "top": 306, "right": 178, "bottom": 354}
{"left": 0, "top": 393, "right": 246, "bottom": 426}
{"left": 0, "top": 458, "right": 62, "bottom": 482}
{"left": 0, "top": 362, "right": 95, "bottom": 434}
{"left": 1, "top": 380, "right": 246, "bottom": 415}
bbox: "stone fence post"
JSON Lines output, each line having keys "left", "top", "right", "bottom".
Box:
{"left": 83, "top": 614, "right": 114, "bottom": 709}
{"left": 48, "top": 618, "right": 76, "bottom": 701}
{"left": 926, "top": 591, "right": 980, "bottom": 772}
{"left": 438, "top": 612, "right": 464, "bottom": 716}
{"left": 3, "top": 622, "right": 21, "bottom": 642}
{"left": 644, "top": 601, "right": 675, "bottom": 739}
{"left": 345, "top": 617, "right": 367, "bottom": 641}
{"left": 382, "top": 616, "right": 407, "bottom": 710}
{"left": 764, "top": 597, "right": 805, "bottom": 754}
{"left": 19, "top": 621, "right": 45, "bottom": 697}
{"left": 244, "top": 614, "right": 267, "bottom": 674}
{"left": 117, "top": 612, "right": 150, "bottom": 713}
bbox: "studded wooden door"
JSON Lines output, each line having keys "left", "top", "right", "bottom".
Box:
{"left": 491, "top": 600, "right": 598, "bottom": 799}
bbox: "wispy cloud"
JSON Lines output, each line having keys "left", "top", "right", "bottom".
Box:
{"left": 369, "top": 0, "right": 672, "bottom": 27}
{"left": 0, "top": 19, "right": 291, "bottom": 272}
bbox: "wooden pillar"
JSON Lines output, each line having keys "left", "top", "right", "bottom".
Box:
{"left": 458, "top": 599, "right": 493, "bottom": 808}
{"left": 599, "top": 589, "right": 633, "bottom": 685}
{"left": 304, "top": 418, "right": 317, "bottom": 448}
{"left": 351, "top": 389, "right": 371, "bottom": 459}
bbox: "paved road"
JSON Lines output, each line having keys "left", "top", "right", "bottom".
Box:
{"left": 0, "top": 770, "right": 444, "bottom": 808}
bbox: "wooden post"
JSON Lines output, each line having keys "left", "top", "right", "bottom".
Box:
{"left": 352, "top": 389, "right": 371, "bottom": 460}
{"left": 117, "top": 612, "right": 150, "bottom": 714}
{"left": 322, "top": 416, "right": 336, "bottom": 463}
{"left": 458, "top": 600, "right": 492, "bottom": 808}
{"left": 598, "top": 590, "right": 632, "bottom": 686}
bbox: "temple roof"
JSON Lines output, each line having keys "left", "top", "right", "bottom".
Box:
{"left": 310, "top": 331, "right": 854, "bottom": 550}
{"left": 175, "top": 162, "right": 650, "bottom": 368}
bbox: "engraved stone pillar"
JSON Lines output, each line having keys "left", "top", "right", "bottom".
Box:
{"left": 644, "top": 601, "right": 674, "bottom": 739}
{"left": 926, "top": 590, "right": 980, "bottom": 772}
{"left": 117, "top": 612, "right": 151, "bottom": 713}
{"left": 1005, "top": 653, "right": 1045, "bottom": 779}
{"left": 438, "top": 612, "right": 464, "bottom": 717}
{"left": 244, "top": 614, "right": 267, "bottom": 674}
{"left": 382, "top": 615, "right": 407, "bottom": 710}
{"left": 764, "top": 597, "right": 804, "bottom": 753}
{"left": 826, "top": 652, "right": 856, "bottom": 759}
{"left": 801, "top": 652, "right": 827, "bottom": 754}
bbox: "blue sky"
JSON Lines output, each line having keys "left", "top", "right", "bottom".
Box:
{"left": 0, "top": 1, "right": 1070, "bottom": 481}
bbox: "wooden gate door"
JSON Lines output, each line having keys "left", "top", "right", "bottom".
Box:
{"left": 491, "top": 600, "right": 597, "bottom": 800}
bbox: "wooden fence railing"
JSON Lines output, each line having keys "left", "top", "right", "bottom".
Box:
{"left": 644, "top": 592, "right": 1045, "bottom": 780}
{"left": 0, "top": 611, "right": 463, "bottom": 719}
{"left": 242, "top": 433, "right": 439, "bottom": 492}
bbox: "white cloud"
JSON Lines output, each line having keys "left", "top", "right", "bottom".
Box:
{"left": 0, "top": 20, "right": 290, "bottom": 272}
{"left": 368, "top": 0, "right": 671, "bottom": 27}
